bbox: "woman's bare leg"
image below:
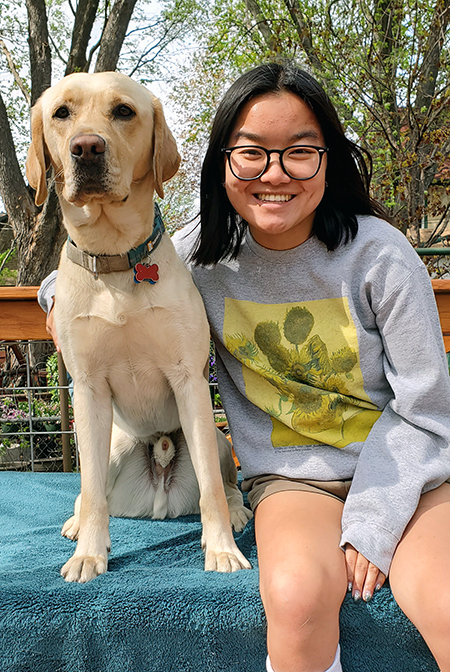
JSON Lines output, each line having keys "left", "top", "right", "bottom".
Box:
{"left": 255, "top": 490, "right": 347, "bottom": 672}
{"left": 390, "top": 482, "right": 450, "bottom": 672}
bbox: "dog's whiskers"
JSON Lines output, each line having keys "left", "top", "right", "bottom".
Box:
{"left": 47, "top": 168, "right": 65, "bottom": 189}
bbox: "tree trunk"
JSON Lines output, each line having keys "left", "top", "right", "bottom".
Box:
{"left": 17, "top": 184, "right": 66, "bottom": 286}
{"left": 65, "top": 0, "right": 102, "bottom": 75}
{"left": 415, "top": 0, "right": 450, "bottom": 112}
{"left": 95, "top": 0, "right": 139, "bottom": 72}
{"left": 402, "top": 0, "right": 449, "bottom": 243}
{"left": 25, "top": 0, "right": 51, "bottom": 106}
{"left": 0, "top": 90, "right": 39, "bottom": 276}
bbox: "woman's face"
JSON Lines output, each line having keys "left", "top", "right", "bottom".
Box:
{"left": 224, "top": 91, "right": 327, "bottom": 250}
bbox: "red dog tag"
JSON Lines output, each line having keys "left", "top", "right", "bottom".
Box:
{"left": 133, "top": 263, "right": 159, "bottom": 284}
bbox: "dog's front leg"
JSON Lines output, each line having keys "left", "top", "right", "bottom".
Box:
{"left": 174, "top": 375, "right": 251, "bottom": 573}
{"left": 61, "top": 381, "right": 112, "bottom": 583}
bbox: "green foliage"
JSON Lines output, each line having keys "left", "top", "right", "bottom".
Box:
{"left": 0, "top": 392, "right": 65, "bottom": 464}
{"left": 0, "top": 247, "right": 17, "bottom": 284}
{"left": 46, "top": 352, "right": 60, "bottom": 405}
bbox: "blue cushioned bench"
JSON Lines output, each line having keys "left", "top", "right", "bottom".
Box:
{"left": 0, "top": 472, "right": 438, "bottom": 672}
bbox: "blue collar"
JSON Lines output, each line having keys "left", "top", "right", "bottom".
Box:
{"left": 127, "top": 203, "right": 165, "bottom": 267}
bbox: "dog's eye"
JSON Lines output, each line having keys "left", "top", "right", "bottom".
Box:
{"left": 53, "top": 106, "right": 70, "bottom": 119}
{"left": 113, "top": 105, "right": 135, "bottom": 119}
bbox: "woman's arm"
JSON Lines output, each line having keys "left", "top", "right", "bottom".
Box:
{"left": 341, "top": 263, "right": 450, "bottom": 576}
{"left": 37, "top": 270, "right": 59, "bottom": 350}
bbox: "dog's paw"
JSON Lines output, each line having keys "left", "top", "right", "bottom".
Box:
{"left": 229, "top": 504, "right": 253, "bottom": 532}
{"left": 61, "top": 554, "right": 108, "bottom": 583}
{"left": 203, "top": 545, "right": 252, "bottom": 572}
{"left": 61, "top": 515, "right": 80, "bottom": 541}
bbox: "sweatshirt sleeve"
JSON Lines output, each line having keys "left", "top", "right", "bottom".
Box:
{"left": 37, "top": 270, "right": 58, "bottom": 314}
{"left": 340, "top": 264, "right": 450, "bottom": 575}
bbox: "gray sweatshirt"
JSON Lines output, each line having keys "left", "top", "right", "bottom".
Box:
{"left": 173, "top": 215, "right": 450, "bottom": 574}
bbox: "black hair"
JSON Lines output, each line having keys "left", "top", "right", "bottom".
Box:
{"left": 191, "top": 61, "right": 389, "bottom": 266}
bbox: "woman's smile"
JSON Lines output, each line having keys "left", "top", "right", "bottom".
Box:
{"left": 255, "top": 193, "right": 295, "bottom": 202}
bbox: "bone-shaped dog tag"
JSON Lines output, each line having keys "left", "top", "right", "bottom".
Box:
{"left": 133, "top": 263, "right": 159, "bottom": 284}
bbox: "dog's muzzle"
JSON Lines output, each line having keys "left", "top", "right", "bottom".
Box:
{"left": 69, "top": 133, "right": 109, "bottom": 196}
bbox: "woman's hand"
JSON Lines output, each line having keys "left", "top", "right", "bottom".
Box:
{"left": 46, "top": 303, "right": 60, "bottom": 352}
{"left": 345, "top": 544, "right": 386, "bottom": 602}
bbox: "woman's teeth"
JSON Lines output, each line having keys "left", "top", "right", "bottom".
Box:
{"left": 257, "top": 194, "right": 293, "bottom": 202}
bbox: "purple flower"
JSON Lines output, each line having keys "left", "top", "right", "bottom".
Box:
{"left": 209, "top": 353, "right": 218, "bottom": 384}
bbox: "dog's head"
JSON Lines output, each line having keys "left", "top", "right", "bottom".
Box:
{"left": 26, "top": 72, "right": 180, "bottom": 207}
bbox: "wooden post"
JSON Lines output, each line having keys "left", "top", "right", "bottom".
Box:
{"left": 57, "top": 352, "right": 72, "bottom": 472}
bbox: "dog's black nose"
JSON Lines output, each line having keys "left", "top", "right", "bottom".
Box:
{"left": 70, "top": 134, "right": 106, "bottom": 163}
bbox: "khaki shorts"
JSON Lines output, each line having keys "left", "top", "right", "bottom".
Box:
{"left": 242, "top": 475, "right": 450, "bottom": 511}
{"left": 241, "top": 474, "right": 353, "bottom": 511}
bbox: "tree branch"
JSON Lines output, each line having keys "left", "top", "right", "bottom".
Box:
{"left": 67, "top": 0, "right": 77, "bottom": 18}
{"left": 424, "top": 200, "right": 450, "bottom": 247}
{"left": 86, "top": 36, "right": 102, "bottom": 71}
{"left": 282, "top": 0, "right": 325, "bottom": 72}
{"left": 244, "top": 0, "right": 279, "bottom": 53}
{"left": 48, "top": 32, "right": 68, "bottom": 68}
{"left": 0, "top": 238, "right": 16, "bottom": 275}
{"left": 0, "top": 39, "right": 31, "bottom": 106}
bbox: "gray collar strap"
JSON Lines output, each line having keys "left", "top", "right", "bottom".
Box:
{"left": 66, "top": 203, "right": 165, "bottom": 277}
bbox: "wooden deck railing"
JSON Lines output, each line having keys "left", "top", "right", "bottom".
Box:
{"left": 0, "top": 286, "right": 72, "bottom": 471}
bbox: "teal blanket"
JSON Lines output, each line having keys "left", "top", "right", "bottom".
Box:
{"left": 0, "top": 473, "right": 437, "bottom": 672}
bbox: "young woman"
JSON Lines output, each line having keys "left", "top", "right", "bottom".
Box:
{"left": 173, "top": 62, "right": 450, "bottom": 672}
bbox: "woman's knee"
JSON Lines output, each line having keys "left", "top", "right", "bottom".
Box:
{"left": 390, "top": 484, "right": 450, "bottom": 666}
{"left": 400, "top": 583, "right": 450, "bottom": 640}
{"left": 260, "top": 558, "right": 346, "bottom": 628}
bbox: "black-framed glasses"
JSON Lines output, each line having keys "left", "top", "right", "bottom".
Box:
{"left": 221, "top": 145, "right": 328, "bottom": 181}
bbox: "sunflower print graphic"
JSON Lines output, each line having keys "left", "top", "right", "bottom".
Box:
{"left": 224, "top": 297, "right": 381, "bottom": 448}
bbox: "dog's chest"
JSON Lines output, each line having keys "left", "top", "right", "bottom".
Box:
{"left": 71, "top": 280, "right": 160, "bottom": 328}
{"left": 58, "top": 272, "right": 183, "bottom": 360}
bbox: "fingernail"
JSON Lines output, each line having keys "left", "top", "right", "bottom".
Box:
{"left": 363, "top": 591, "right": 372, "bottom": 602}
{"left": 353, "top": 590, "right": 361, "bottom": 602}
{"left": 348, "top": 582, "right": 353, "bottom": 593}
{"left": 375, "top": 583, "right": 382, "bottom": 592}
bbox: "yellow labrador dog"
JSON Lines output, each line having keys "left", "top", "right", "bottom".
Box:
{"left": 26, "top": 72, "right": 251, "bottom": 583}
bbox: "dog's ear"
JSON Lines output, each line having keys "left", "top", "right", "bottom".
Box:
{"left": 26, "top": 99, "right": 51, "bottom": 206}
{"left": 152, "top": 97, "right": 180, "bottom": 199}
